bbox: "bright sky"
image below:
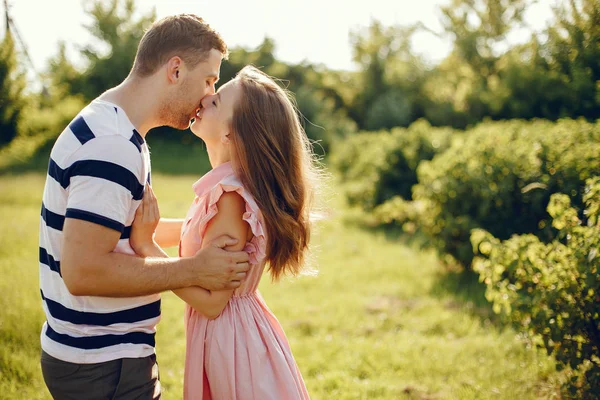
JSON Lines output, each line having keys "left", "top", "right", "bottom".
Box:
{"left": 3, "top": 0, "right": 555, "bottom": 81}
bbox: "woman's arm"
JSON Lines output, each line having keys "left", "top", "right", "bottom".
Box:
{"left": 174, "top": 191, "right": 249, "bottom": 319}
{"left": 134, "top": 242, "right": 235, "bottom": 319}
{"left": 132, "top": 187, "right": 250, "bottom": 319}
{"left": 154, "top": 218, "right": 185, "bottom": 248}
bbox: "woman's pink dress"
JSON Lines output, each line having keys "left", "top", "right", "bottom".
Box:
{"left": 180, "top": 162, "right": 310, "bottom": 400}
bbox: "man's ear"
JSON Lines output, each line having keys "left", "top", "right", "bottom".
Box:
{"left": 166, "top": 56, "right": 183, "bottom": 83}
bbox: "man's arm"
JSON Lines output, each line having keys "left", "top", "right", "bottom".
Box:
{"left": 154, "top": 218, "right": 184, "bottom": 248}
{"left": 58, "top": 135, "right": 249, "bottom": 297}
{"left": 61, "top": 218, "right": 249, "bottom": 297}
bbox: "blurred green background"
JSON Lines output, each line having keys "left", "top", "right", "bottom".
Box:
{"left": 1, "top": 0, "right": 599, "bottom": 398}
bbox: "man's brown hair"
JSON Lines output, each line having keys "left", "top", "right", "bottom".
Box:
{"left": 132, "top": 14, "right": 227, "bottom": 77}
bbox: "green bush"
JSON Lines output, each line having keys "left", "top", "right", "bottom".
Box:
{"left": 471, "top": 178, "right": 600, "bottom": 398}
{"left": 331, "top": 119, "right": 456, "bottom": 210}
{"left": 412, "top": 119, "right": 600, "bottom": 267}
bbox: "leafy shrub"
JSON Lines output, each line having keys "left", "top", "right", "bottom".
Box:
{"left": 412, "top": 119, "right": 600, "bottom": 267}
{"left": 331, "top": 119, "right": 456, "bottom": 210}
{"left": 471, "top": 178, "right": 600, "bottom": 398}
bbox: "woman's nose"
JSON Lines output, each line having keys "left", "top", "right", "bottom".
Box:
{"left": 201, "top": 95, "right": 215, "bottom": 108}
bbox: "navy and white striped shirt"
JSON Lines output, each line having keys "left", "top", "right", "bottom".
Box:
{"left": 39, "top": 99, "right": 160, "bottom": 364}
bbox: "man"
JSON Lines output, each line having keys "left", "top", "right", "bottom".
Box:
{"left": 39, "top": 14, "right": 248, "bottom": 399}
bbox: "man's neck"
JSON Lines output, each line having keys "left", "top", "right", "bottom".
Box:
{"left": 98, "top": 75, "right": 162, "bottom": 137}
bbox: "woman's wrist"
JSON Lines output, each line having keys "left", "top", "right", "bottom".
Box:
{"left": 133, "top": 240, "right": 159, "bottom": 257}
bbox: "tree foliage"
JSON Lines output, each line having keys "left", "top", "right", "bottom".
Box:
{"left": 0, "top": 32, "right": 27, "bottom": 145}
{"left": 49, "top": 0, "right": 156, "bottom": 101}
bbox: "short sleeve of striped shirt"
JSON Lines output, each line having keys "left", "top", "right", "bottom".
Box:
{"left": 64, "top": 135, "right": 144, "bottom": 233}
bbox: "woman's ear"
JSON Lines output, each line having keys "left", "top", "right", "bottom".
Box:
{"left": 221, "top": 133, "right": 231, "bottom": 145}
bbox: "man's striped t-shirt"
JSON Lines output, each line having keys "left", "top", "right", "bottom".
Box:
{"left": 39, "top": 99, "right": 160, "bottom": 364}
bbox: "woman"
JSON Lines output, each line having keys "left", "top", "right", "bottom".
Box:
{"left": 130, "top": 66, "right": 320, "bottom": 399}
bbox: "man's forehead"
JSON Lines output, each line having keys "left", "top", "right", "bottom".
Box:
{"left": 206, "top": 49, "right": 223, "bottom": 75}
{"left": 194, "top": 65, "right": 219, "bottom": 81}
{"left": 194, "top": 52, "right": 221, "bottom": 78}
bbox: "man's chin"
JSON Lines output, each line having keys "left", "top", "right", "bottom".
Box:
{"left": 165, "top": 119, "right": 193, "bottom": 131}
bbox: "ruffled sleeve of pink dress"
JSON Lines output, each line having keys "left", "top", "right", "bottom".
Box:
{"left": 179, "top": 162, "right": 310, "bottom": 400}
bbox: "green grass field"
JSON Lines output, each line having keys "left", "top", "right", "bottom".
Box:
{"left": 0, "top": 169, "right": 562, "bottom": 399}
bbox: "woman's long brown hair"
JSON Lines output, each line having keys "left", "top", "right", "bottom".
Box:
{"left": 230, "top": 66, "right": 320, "bottom": 280}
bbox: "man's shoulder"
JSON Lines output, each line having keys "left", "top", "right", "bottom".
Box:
{"left": 80, "top": 100, "right": 130, "bottom": 139}
{"left": 68, "top": 100, "right": 140, "bottom": 150}
{"left": 54, "top": 101, "right": 124, "bottom": 147}
{"left": 50, "top": 99, "right": 144, "bottom": 175}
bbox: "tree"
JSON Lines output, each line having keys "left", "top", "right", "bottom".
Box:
{"left": 220, "top": 38, "right": 357, "bottom": 152}
{"left": 433, "top": 0, "right": 529, "bottom": 124}
{"left": 219, "top": 37, "right": 279, "bottom": 86}
{"left": 349, "top": 22, "right": 427, "bottom": 130}
{"left": 543, "top": 0, "right": 600, "bottom": 120}
{"left": 440, "top": 0, "right": 528, "bottom": 73}
{"left": 49, "top": 0, "right": 155, "bottom": 102}
{"left": 0, "top": 31, "right": 27, "bottom": 145}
